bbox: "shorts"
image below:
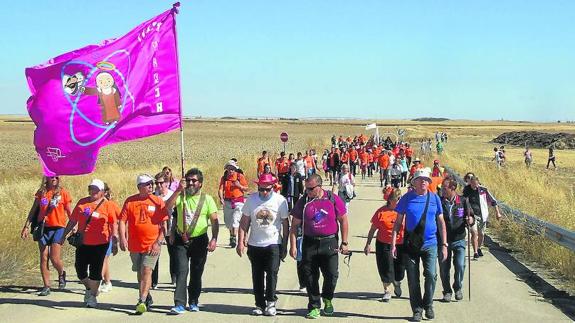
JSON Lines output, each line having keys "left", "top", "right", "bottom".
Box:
{"left": 75, "top": 243, "right": 108, "bottom": 281}
{"left": 130, "top": 252, "right": 160, "bottom": 272}
{"left": 470, "top": 216, "right": 486, "bottom": 233}
{"left": 105, "top": 239, "right": 113, "bottom": 256}
{"left": 39, "top": 227, "right": 65, "bottom": 246}
{"left": 223, "top": 200, "right": 243, "bottom": 230}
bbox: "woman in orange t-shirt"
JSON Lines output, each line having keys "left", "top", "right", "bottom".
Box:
{"left": 21, "top": 175, "right": 72, "bottom": 296}
{"left": 61, "top": 179, "right": 118, "bottom": 307}
{"left": 363, "top": 188, "right": 405, "bottom": 302}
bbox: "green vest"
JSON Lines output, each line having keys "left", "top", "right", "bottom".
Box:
{"left": 176, "top": 192, "right": 206, "bottom": 236}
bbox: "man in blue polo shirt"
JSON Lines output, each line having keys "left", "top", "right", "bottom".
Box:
{"left": 391, "top": 168, "right": 447, "bottom": 322}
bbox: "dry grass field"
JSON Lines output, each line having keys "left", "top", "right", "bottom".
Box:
{"left": 1, "top": 117, "right": 574, "bottom": 291}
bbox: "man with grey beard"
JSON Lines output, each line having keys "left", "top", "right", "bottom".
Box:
{"left": 165, "top": 168, "right": 219, "bottom": 314}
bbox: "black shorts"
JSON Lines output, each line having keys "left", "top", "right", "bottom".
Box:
{"left": 75, "top": 243, "right": 108, "bottom": 281}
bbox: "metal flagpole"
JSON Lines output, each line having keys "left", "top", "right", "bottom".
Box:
{"left": 468, "top": 221, "right": 471, "bottom": 301}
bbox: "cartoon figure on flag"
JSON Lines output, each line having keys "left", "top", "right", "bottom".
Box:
{"left": 82, "top": 64, "right": 122, "bottom": 124}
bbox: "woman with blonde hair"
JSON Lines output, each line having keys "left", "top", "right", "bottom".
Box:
{"left": 363, "top": 188, "right": 405, "bottom": 302}
{"left": 162, "top": 166, "right": 180, "bottom": 192}
{"left": 20, "top": 176, "right": 73, "bottom": 296}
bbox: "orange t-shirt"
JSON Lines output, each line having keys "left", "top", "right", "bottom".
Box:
{"left": 349, "top": 149, "right": 358, "bottom": 161}
{"left": 257, "top": 157, "right": 271, "bottom": 175}
{"left": 304, "top": 155, "right": 315, "bottom": 169}
{"left": 276, "top": 157, "right": 290, "bottom": 174}
{"left": 371, "top": 206, "right": 404, "bottom": 244}
{"left": 36, "top": 188, "right": 72, "bottom": 228}
{"left": 359, "top": 151, "right": 369, "bottom": 165}
{"left": 221, "top": 172, "right": 248, "bottom": 199}
{"left": 340, "top": 152, "right": 349, "bottom": 163}
{"left": 71, "top": 198, "right": 118, "bottom": 246}
{"left": 405, "top": 147, "right": 413, "bottom": 157}
{"left": 120, "top": 194, "right": 167, "bottom": 253}
{"left": 410, "top": 164, "right": 423, "bottom": 175}
{"left": 428, "top": 177, "right": 443, "bottom": 194}
{"left": 378, "top": 154, "right": 390, "bottom": 169}
{"left": 368, "top": 152, "right": 374, "bottom": 163}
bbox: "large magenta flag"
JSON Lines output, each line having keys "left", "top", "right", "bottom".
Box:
{"left": 26, "top": 4, "right": 182, "bottom": 176}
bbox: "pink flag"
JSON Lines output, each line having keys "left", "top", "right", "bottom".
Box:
{"left": 26, "top": 4, "right": 182, "bottom": 176}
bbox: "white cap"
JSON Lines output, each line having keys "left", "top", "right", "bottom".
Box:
{"left": 136, "top": 174, "right": 154, "bottom": 186}
{"left": 224, "top": 160, "right": 239, "bottom": 170}
{"left": 411, "top": 168, "right": 432, "bottom": 184}
{"left": 88, "top": 179, "right": 105, "bottom": 191}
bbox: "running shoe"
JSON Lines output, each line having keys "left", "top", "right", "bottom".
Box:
{"left": 473, "top": 252, "right": 480, "bottom": 260}
{"left": 86, "top": 295, "right": 98, "bottom": 308}
{"left": 58, "top": 271, "right": 66, "bottom": 289}
{"left": 264, "top": 301, "right": 277, "bottom": 316}
{"left": 38, "top": 287, "right": 51, "bottom": 296}
{"left": 412, "top": 311, "right": 423, "bottom": 322}
{"left": 84, "top": 289, "right": 91, "bottom": 304}
{"left": 252, "top": 307, "right": 264, "bottom": 316}
{"left": 135, "top": 301, "right": 147, "bottom": 315}
{"left": 393, "top": 281, "right": 402, "bottom": 297}
{"left": 323, "top": 298, "right": 334, "bottom": 316}
{"left": 455, "top": 289, "right": 463, "bottom": 301}
{"left": 306, "top": 308, "right": 321, "bottom": 319}
{"left": 477, "top": 248, "right": 484, "bottom": 257}
{"left": 169, "top": 305, "right": 186, "bottom": 315}
{"left": 381, "top": 291, "right": 392, "bottom": 302}
{"left": 189, "top": 303, "right": 200, "bottom": 312}
{"left": 145, "top": 293, "right": 154, "bottom": 309}
{"left": 425, "top": 306, "right": 435, "bottom": 319}
{"left": 99, "top": 281, "right": 112, "bottom": 293}
{"left": 442, "top": 292, "right": 452, "bottom": 303}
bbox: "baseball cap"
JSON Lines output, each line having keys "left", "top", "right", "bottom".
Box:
{"left": 88, "top": 179, "right": 105, "bottom": 191}
{"left": 136, "top": 174, "right": 154, "bottom": 186}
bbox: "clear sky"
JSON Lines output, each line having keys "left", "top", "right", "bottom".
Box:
{"left": 1, "top": 1, "right": 574, "bottom": 121}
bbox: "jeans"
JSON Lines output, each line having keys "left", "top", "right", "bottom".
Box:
{"left": 173, "top": 233, "right": 209, "bottom": 306}
{"left": 247, "top": 244, "right": 281, "bottom": 309}
{"left": 301, "top": 236, "right": 339, "bottom": 310}
{"left": 403, "top": 245, "right": 438, "bottom": 313}
{"left": 439, "top": 239, "right": 466, "bottom": 294}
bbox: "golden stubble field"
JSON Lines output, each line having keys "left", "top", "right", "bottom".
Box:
{"left": 1, "top": 117, "right": 574, "bottom": 290}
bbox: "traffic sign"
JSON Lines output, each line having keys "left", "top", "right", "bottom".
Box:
{"left": 280, "top": 132, "right": 289, "bottom": 142}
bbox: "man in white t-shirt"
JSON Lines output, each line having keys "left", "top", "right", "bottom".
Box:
{"left": 237, "top": 173, "right": 289, "bottom": 317}
{"left": 295, "top": 152, "right": 307, "bottom": 178}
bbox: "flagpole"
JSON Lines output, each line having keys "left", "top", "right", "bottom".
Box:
{"left": 171, "top": 2, "right": 184, "bottom": 180}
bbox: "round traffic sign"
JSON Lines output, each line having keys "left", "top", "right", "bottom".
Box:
{"left": 280, "top": 132, "right": 289, "bottom": 142}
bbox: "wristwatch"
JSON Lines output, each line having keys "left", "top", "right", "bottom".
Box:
{"left": 341, "top": 241, "right": 348, "bottom": 246}
{"left": 442, "top": 243, "right": 448, "bottom": 247}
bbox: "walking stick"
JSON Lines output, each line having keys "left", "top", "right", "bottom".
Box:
{"left": 467, "top": 220, "right": 471, "bottom": 301}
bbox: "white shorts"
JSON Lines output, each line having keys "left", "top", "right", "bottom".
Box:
{"left": 223, "top": 200, "right": 243, "bottom": 229}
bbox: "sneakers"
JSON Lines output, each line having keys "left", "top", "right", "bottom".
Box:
{"left": 84, "top": 289, "right": 91, "bottom": 304}
{"left": 412, "top": 311, "right": 423, "bottom": 322}
{"left": 135, "top": 301, "right": 147, "bottom": 315}
{"left": 323, "top": 298, "right": 334, "bottom": 316}
{"left": 306, "top": 308, "right": 321, "bottom": 319}
{"left": 38, "top": 287, "right": 51, "bottom": 296}
{"left": 169, "top": 305, "right": 186, "bottom": 315}
{"left": 145, "top": 293, "right": 154, "bottom": 309}
{"left": 425, "top": 307, "right": 435, "bottom": 319}
{"left": 393, "top": 281, "right": 402, "bottom": 297}
{"left": 252, "top": 307, "right": 264, "bottom": 316}
{"left": 230, "top": 236, "right": 237, "bottom": 248}
{"left": 189, "top": 303, "right": 200, "bottom": 312}
{"left": 58, "top": 271, "right": 66, "bottom": 289}
{"left": 86, "top": 294, "right": 98, "bottom": 308}
{"left": 381, "top": 291, "right": 392, "bottom": 302}
{"left": 473, "top": 252, "right": 480, "bottom": 260}
{"left": 442, "top": 292, "right": 452, "bottom": 303}
{"left": 299, "top": 286, "right": 307, "bottom": 293}
{"left": 264, "top": 301, "right": 277, "bottom": 316}
{"left": 455, "top": 289, "right": 463, "bottom": 301}
{"left": 477, "top": 248, "right": 484, "bottom": 257}
{"left": 99, "top": 281, "right": 112, "bottom": 293}
{"left": 151, "top": 284, "right": 158, "bottom": 290}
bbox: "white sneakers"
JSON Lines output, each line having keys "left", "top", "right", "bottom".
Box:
{"left": 265, "top": 301, "right": 277, "bottom": 316}
{"left": 99, "top": 281, "right": 113, "bottom": 293}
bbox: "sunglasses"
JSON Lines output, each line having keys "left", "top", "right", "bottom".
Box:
{"left": 306, "top": 185, "right": 320, "bottom": 192}
{"left": 155, "top": 181, "right": 165, "bottom": 185}
{"left": 139, "top": 181, "right": 153, "bottom": 187}
{"left": 186, "top": 178, "right": 199, "bottom": 183}
{"left": 258, "top": 187, "right": 273, "bottom": 192}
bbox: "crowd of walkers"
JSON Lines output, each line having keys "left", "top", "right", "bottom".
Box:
{"left": 493, "top": 145, "right": 558, "bottom": 170}
{"left": 21, "top": 131, "right": 506, "bottom": 322}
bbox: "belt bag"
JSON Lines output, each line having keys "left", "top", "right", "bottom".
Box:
{"left": 68, "top": 199, "right": 105, "bottom": 248}
{"left": 404, "top": 192, "right": 430, "bottom": 255}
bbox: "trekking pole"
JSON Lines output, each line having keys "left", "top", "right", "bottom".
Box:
{"left": 467, "top": 222, "right": 471, "bottom": 301}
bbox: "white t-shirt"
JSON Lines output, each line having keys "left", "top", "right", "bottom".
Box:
{"left": 338, "top": 172, "right": 354, "bottom": 192}
{"left": 295, "top": 159, "right": 306, "bottom": 177}
{"left": 241, "top": 192, "right": 289, "bottom": 247}
{"left": 156, "top": 189, "right": 174, "bottom": 235}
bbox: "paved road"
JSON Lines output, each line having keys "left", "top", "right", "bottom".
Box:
{"left": 0, "top": 177, "right": 572, "bottom": 322}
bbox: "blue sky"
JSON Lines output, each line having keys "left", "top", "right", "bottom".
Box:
{"left": 2, "top": 1, "right": 574, "bottom": 121}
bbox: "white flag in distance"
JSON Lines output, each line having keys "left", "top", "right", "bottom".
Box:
{"left": 365, "top": 123, "right": 377, "bottom": 130}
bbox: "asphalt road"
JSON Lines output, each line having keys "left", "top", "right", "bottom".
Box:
{"left": 0, "top": 177, "right": 572, "bottom": 322}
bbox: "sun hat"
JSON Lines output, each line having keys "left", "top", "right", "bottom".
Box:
{"left": 224, "top": 160, "right": 239, "bottom": 170}
{"left": 413, "top": 158, "right": 421, "bottom": 163}
{"left": 411, "top": 168, "right": 432, "bottom": 184}
{"left": 254, "top": 173, "right": 278, "bottom": 186}
{"left": 136, "top": 174, "right": 154, "bottom": 186}
{"left": 88, "top": 179, "right": 105, "bottom": 191}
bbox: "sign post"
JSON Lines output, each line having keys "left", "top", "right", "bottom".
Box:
{"left": 280, "top": 132, "right": 289, "bottom": 152}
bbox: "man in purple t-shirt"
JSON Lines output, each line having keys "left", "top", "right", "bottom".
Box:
{"left": 289, "top": 174, "right": 348, "bottom": 319}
